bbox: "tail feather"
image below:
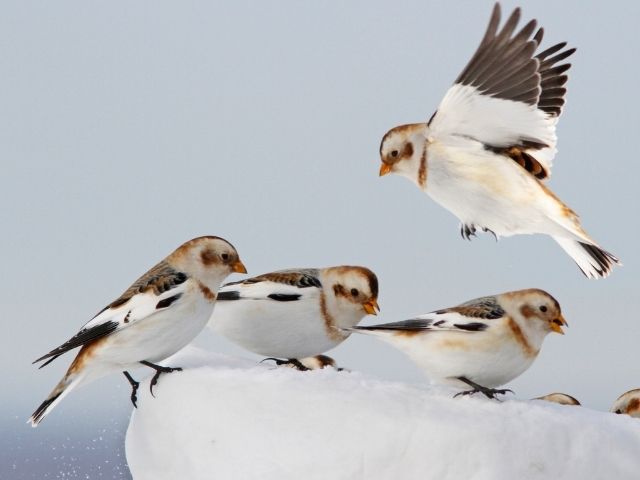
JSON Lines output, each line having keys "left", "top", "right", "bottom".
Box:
{"left": 554, "top": 237, "right": 621, "bottom": 279}
{"left": 29, "top": 373, "right": 82, "bottom": 427}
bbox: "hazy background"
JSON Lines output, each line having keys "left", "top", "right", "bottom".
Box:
{"left": 2, "top": 1, "right": 638, "bottom": 478}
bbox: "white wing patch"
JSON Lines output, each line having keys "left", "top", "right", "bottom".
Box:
{"left": 429, "top": 84, "right": 557, "bottom": 174}
{"left": 82, "top": 282, "right": 190, "bottom": 332}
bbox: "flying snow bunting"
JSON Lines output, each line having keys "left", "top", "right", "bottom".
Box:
{"left": 351, "top": 288, "right": 566, "bottom": 399}
{"left": 30, "top": 236, "right": 246, "bottom": 426}
{"left": 210, "top": 266, "right": 379, "bottom": 369}
{"left": 378, "top": 3, "right": 619, "bottom": 278}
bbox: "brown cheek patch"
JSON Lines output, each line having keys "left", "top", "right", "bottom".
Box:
{"left": 508, "top": 317, "right": 537, "bottom": 358}
{"left": 198, "top": 282, "right": 216, "bottom": 302}
{"left": 333, "top": 284, "right": 347, "bottom": 298}
{"left": 627, "top": 398, "right": 640, "bottom": 415}
{"left": 200, "top": 249, "right": 218, "bottom": 266}
{"left": 519, "top": 305, "right": 537, "bottom": 319}
{"left": 403, "top": 142, "right": 414, "bottom": 158}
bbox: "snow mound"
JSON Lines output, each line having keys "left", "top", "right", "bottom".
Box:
{"left": 126, "top": 347, "right": 640, "bottom": 480}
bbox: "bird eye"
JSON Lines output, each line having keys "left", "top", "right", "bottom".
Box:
{"left": 539, "top": 305, "right": 548, "bottom": 313}
{"left": 615, "top": 409, "right": 622, "bottom": 414}
{"left": 221, "top": 253, "right": 230, "bottom": 261}
{"left": 350, "top": 288, "right": 359, "bottom": 297}
{"left": 390, "top": 150, "right": 399, "bottom": 158}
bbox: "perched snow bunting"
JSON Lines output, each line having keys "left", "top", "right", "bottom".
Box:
{"left": 534, "top": 393, "right": 580, "bottom": 406}
{"left": 611, "top": 389, "right": 640, "bottom": 418}
{"left": 351, "top": 288, "right": 566, "bottom": 399}
{"left": 210, "top": 266, "right": 379, "bottom": 368}
{"left": 29, "top": 236, "right": 246, "bottom": 427}
{"left": 378, "top": 3, "right": 620, "bottom": 278}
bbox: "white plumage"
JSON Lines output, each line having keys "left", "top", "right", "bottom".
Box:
{"left": 379, "top": 4, "right": 620, "bottom": 278}
{"left": 351, "top": 288, "right": 566, "bottom": 398}
{"left": 29, "top": 236, "right": 246, "bottom": 426}
{"left": 210, "top": 266, "right": 379, "bottom": 363}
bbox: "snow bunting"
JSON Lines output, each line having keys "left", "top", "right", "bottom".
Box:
{"left": 351, "top": 288, "right": 566, "bottom": 399}
{"left": 29, "top": 236, "right": 246, "bottom": 427}
{"left": 378, "top": 3, "right": 619, "bottom": 278}
{"left": 209, "top": 266, "right": 379, "bottom": 368}
{"left": 534, "top": 393, "right": 580, "bottom": 406}
{"left": 611, "top": 389, "right": 640, "bottom": 418}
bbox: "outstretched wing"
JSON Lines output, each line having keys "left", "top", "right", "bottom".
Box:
{"left": 33, "top": 261, "right": 190, "bottom": 367}
{"left": 219, "top": 268, "right": 322, "bottom": 302}
{"left": 354, "top": 296, "right": 504, "bottom": 334}
{"left": 428, "top": 4, "right": 575, "bottom": 179}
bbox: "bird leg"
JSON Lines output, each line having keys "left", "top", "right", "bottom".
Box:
{"left": 453, "top": 376, "right": 513, "bottom": 400}
{"left": 460, "top": 223, "right": 477, "bottom": 241}
{"left": 260, "top": 357, "right": 310, "bottom": 371}
{"left": 140, "top": 360, "right": 183, "bottom": 397}
{"left": 122, "top": 371, "right": 140, "bottom": 408}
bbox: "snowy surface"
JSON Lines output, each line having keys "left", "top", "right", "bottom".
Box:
{"left": 126, "top": 347, "right": 640, "bottom": 480}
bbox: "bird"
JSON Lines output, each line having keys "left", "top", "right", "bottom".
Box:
{"left": 209, "top": 266, "right": 379, "bottom": 369}
{"left": 350, "top": 288, "right": 566, "bottom": 399}
{"left": 610, "top": 389, "right": 640, "bottom": 418}
{"left": 29, "top": 236, "right": 246, "bottom": 427}
{"left": 534, "top": 393, "right": 580, "bottom": 406}
{"left": 378, "top": 3, "right": 620, "bottom": 278}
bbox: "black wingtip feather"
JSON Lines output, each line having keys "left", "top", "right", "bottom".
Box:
{"left": 30, "top": 392, "right": 61, "bottom": 426}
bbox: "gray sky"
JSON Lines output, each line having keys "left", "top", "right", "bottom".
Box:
{"left": 2, "top": 0, "right": 639, "bottom": 477}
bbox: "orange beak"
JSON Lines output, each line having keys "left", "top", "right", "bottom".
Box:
{"left": 379, "top": 163, "right": 392, "bottom": 176}
{"left": 550, "top": 314, "right": 568, "bottom": 335}
{"left": 363, "top": 298, "right": 380, "bottom": 315}
{"left": 232, "top": 260, "right": 247, "bottom": 274}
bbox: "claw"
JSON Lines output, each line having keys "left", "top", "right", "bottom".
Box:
{"left": 140, "top": 361, "right": 183, "bottom": 398}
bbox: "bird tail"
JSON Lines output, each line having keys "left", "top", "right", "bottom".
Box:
{"left": 29, "top": 371, "right": 84, "bottom": 427}
{"left": 553, "top": 237, "right": 621, "bottom": 279}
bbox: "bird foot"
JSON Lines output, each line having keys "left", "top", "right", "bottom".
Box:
{"left": 460, "top": 223, "right": 477, "bottom": 241}
{"left": 260, "top": 357, "right": 310, "bottom": 371}
{"left": 454, "top": 377, "right": 513, "bottom": 400}
{"left": 140, "top": 361, "right": 183, "bottom": 397}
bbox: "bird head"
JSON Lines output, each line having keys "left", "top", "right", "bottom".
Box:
{"left": 379, "top": 123, "right": 428, "bottom": 182}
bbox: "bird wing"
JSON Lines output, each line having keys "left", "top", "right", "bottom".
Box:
{"left": 354, "top": 296, "right": 505, "bottom": 334}
{"left": 33, "top": 262, "right": 190, "bottom": 367}
{"left": 428, "top": 4, "right": 575, "bottom": 179}
{"left": 219, "top": 268, "right": 322, "bottom": 302}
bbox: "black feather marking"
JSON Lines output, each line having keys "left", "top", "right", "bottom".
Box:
{"left": 30, "top": 392, "right": 62, "bottom": 425}
{"left": 578, "top": 242, "right": 619, "bottom": 277}
{"left": 267, "top": 293, "right": 302, "bottom": 302}
{"left": 109, "top": 263, "right": 188, "bottom": 309}
{"left": 433, "top": 320, "right": 446, "bottom": 326}
{"left": 356, "top": 319, "right": 433, "bottom": 331}
{"left": 217, "top": 291, "right": 241, "bottom": 301}
{"left": 454, "top": 322, "right": 489, "bottom": 332}
{"left": 156, "top": 293, "right": 183, "bottom": 309}
{"left": 33, "top": 320, "right": 120, "bottom": 366}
